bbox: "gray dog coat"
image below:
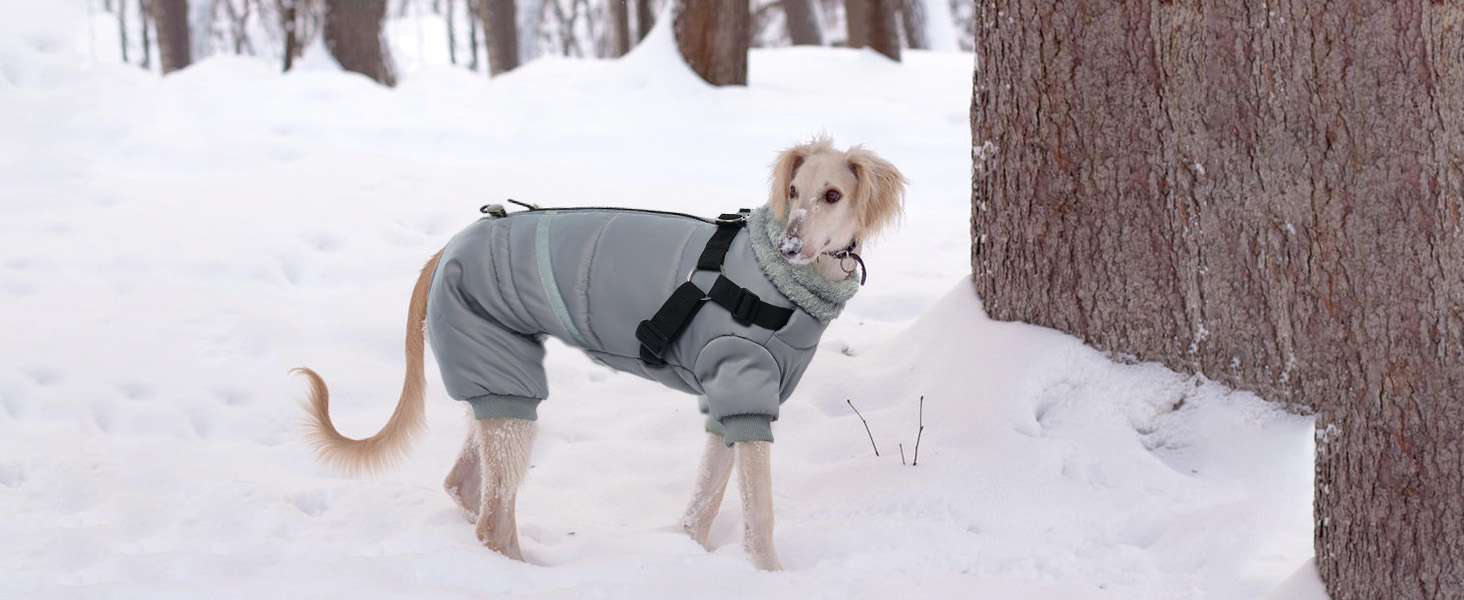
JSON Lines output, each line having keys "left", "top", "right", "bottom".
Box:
{"left": 425, "top": 205, "right": 859, "bottom": 445}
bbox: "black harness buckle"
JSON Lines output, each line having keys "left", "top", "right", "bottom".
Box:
{"left": 731, "top": 288, "right": 761, "bottom": 325}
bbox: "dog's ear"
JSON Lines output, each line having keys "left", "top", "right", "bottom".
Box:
{"left": 769, "top": 137, "right": 831, "bottom": 220}
{"left": 846, "top": 147, "right": 907, "bottom": 238}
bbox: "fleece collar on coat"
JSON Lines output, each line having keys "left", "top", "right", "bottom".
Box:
{"left": 745, "top": 205, "right": 859, "bottom": 323}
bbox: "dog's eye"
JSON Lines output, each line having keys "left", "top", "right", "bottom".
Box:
{"left": 824, "top": 189, "right": 842, "bottom": 203}
{"left": 789, "top": 185, "right": 798, "bottom": 199}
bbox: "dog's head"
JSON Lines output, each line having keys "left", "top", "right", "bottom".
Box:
{"left": 768, "top": 136, "right": 906, "bottom": 265}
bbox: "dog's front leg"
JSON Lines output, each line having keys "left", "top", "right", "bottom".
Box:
{"left": 735, "top": 440, "right": 783, "bottom": 571}
{"left": 682, "top": 432, "right": 735, "bottom": 549}
{"left": 474, "top": 417, "right": 535, "bottom": 561}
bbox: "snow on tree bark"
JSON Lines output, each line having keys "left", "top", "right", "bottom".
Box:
{"left": 970, "top": 2, "right": 1464, "bottom": 599}
{"left": 323, "top": 0, "right": 396, "bottom": 86}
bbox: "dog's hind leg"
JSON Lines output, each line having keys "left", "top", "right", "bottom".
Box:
{"left": 735, "top": 440, "right": 782, "bottom": 571}
{"left": 681, "top": 432, "right": 735, "bottom": 550}
{"left": 444, "top": 424, "right": 483, "bottom": 523}
{"left": 474, "top": 417, "right": 535, "bottom": 561}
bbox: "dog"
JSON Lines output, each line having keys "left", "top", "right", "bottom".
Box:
{"left": 295, "top": 136, "right": 906, "bottom": 571}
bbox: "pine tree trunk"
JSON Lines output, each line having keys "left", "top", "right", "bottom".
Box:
{"left": 477, "top": 0, "right": 519, "bottom": 75}
{"left": 608, "top": 0, "right": 631, "bottom": 56}
{"left": 323, "top": 0, "right": 397, "bottom": 86}
{"left": 898, "top": 0, "right": 925, "bottom": 49}
{"left": 674, "top": 0, "right": 749, "bottom": 86}
{"left": 782, "top": 0, "right": 822, "bottom": 45}
{"left": 150, "top": 0, "right": 191, "bottom": 73}
{"left": 970, "top": 2, "right": 1464, "bottom": 598}
{"left": 844, "top": 0, "right": 898, "bottom": 61}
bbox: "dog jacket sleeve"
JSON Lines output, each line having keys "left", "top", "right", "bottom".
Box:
{"left": 694, "top": 335, "right": 782, "bottom": 444}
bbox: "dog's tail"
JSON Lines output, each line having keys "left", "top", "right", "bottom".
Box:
{"left": 294, "top": 250, "right": 442, "bottom": 475}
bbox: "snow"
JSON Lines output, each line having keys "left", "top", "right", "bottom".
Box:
{"left": 0, "top": 2, "right": 1323, "bottom": 598}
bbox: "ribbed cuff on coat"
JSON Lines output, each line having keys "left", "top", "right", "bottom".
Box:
{"left": 717, "top": 414, "right": 774, "bottom": 446}
{"left": 465, "top": 394, "right": 542, "bottom": 421}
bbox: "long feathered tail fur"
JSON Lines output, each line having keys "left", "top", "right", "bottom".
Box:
{"left": 294, "top": 251, "right": 442, "bottom": 475}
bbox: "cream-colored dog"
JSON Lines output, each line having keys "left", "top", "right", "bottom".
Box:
{"left": 295, "top": 137, "right": 906, "bottom": 571}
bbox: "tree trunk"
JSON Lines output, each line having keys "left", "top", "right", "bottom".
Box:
{"left": 150, "top": 0, "right": 191, "bottom": 73}
{"left": 139, "top": 0, "right": 153, "bottom": 69}
{"left": 898, "top": 0, "right": 925, "bottom": 49}
{"left": 447, "top": 0, "right": 458, "bottom": 64}
{"left": 118, "top": 0, "right": 130, "bottom": 64}
{"left": 635, "top": 0, "right": 654, "bottom": 42}
{"left": 477, "top": 0, "right": 519, "bottom": 75}
{"left": 468, "top": 0, "right": 481, "bottom": 70}
{"left": 281, "top": 0, "right": 299, "bottom": 72}
{"left": 608, "top": 0, "right": 631, "bottom": 56}
{"left": 674, "top": 0, "right": 749, "bottom": 86}
{"left": 844, "top": 0, "right": 898, "bottom": 61}
{"left": 970, "top": 2, "right": 1464, "bottom": 599}
{"left": 323, "top": 0, "right": 397, "bottom": 86}
{"left": 782, "top": 0, "right": 822, "bottom": 45}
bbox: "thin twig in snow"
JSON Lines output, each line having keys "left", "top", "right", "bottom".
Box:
{"left": 913, "top": 395, "right": 925, "bottom": 466}
{"left": 847, "top": 399, "right": 879, "bottom": 457}
{"left": 899, "top": 443, "right": 906, "bottom": 465}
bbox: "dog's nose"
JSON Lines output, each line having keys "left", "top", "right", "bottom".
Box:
{"left": 779, "top": 236, "right": 804, "bottom": 258}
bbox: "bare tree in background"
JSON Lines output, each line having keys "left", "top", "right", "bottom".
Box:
{"left": 898, "top": 0, "right": 925, "bottom": 49}
{"left": 150, "top": 0, "right": 192, "bottom": 73}
{"left": 971, "top": 2, "right": 1464, "bottom": 599}
{"left": 607, "top": 0, "right": 631, "bottom": 56}
{"left": 674, "top": 0, "right": 749, "bottom": 85}
{"left": 117, "top": 0, "right": 130, "bottom": 63}
{"left": 783, "top": 0, "right": 822, "bottom": 45}
{"left": 468, "top": 0, "right": 482, "bottom": 69}
{"left": 478, "top": 0, "right": 519, "bottom": 74}
{"left": 844, "top": 0, "right": 897, "bottom": 60}
{"left": 281, "top": 0, "right": 301, "bottom": 71}
{"left": 635, "top": 0, "right": 655, "bottom": 41}
{"left": 322, "top": 0, "right": 397, "bottom": 85}
{"left": 139, "top": 0, "right": 153, "bottom": 69}
{"left": 447, "top": 0, "right": 459, "bottom": 64}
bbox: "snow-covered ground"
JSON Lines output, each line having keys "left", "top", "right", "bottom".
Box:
{"left": 1, "top": 1, "right": 1321, "bottom": 598}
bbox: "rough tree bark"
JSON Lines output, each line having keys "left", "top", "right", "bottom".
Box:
{"left": 970, "top": 2, "right": 1464, "bottom": 599}
{"left": 149, "top": 0, "right": 191, "bottom": 73}
{"left": 674, "top": 0, "right": 749, "bottom": 86}
{"left": 477, "top": 0, "right": 519, "bottom": 75}
{"left": 844, "top": 0, "right": 899, "bottom": 61}
{"left": 899, "top": 0, "right": 925, "bottom": 49}
{"left": 323, "top": 0, "right": 396, "bottom": 86}
{"left": 608, "top": 0, "right": 632, "bottom": 56}
{"left": 783, "top": 0, "right": 822, "bottom": 45}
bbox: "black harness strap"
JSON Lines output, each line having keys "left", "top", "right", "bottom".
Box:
{"left": 636, "top": 210, "right": 794, "bottom": 366}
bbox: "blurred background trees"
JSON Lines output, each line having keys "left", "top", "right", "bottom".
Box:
{"left": 89, "top": 0, "right": 973, "bottom": 84}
